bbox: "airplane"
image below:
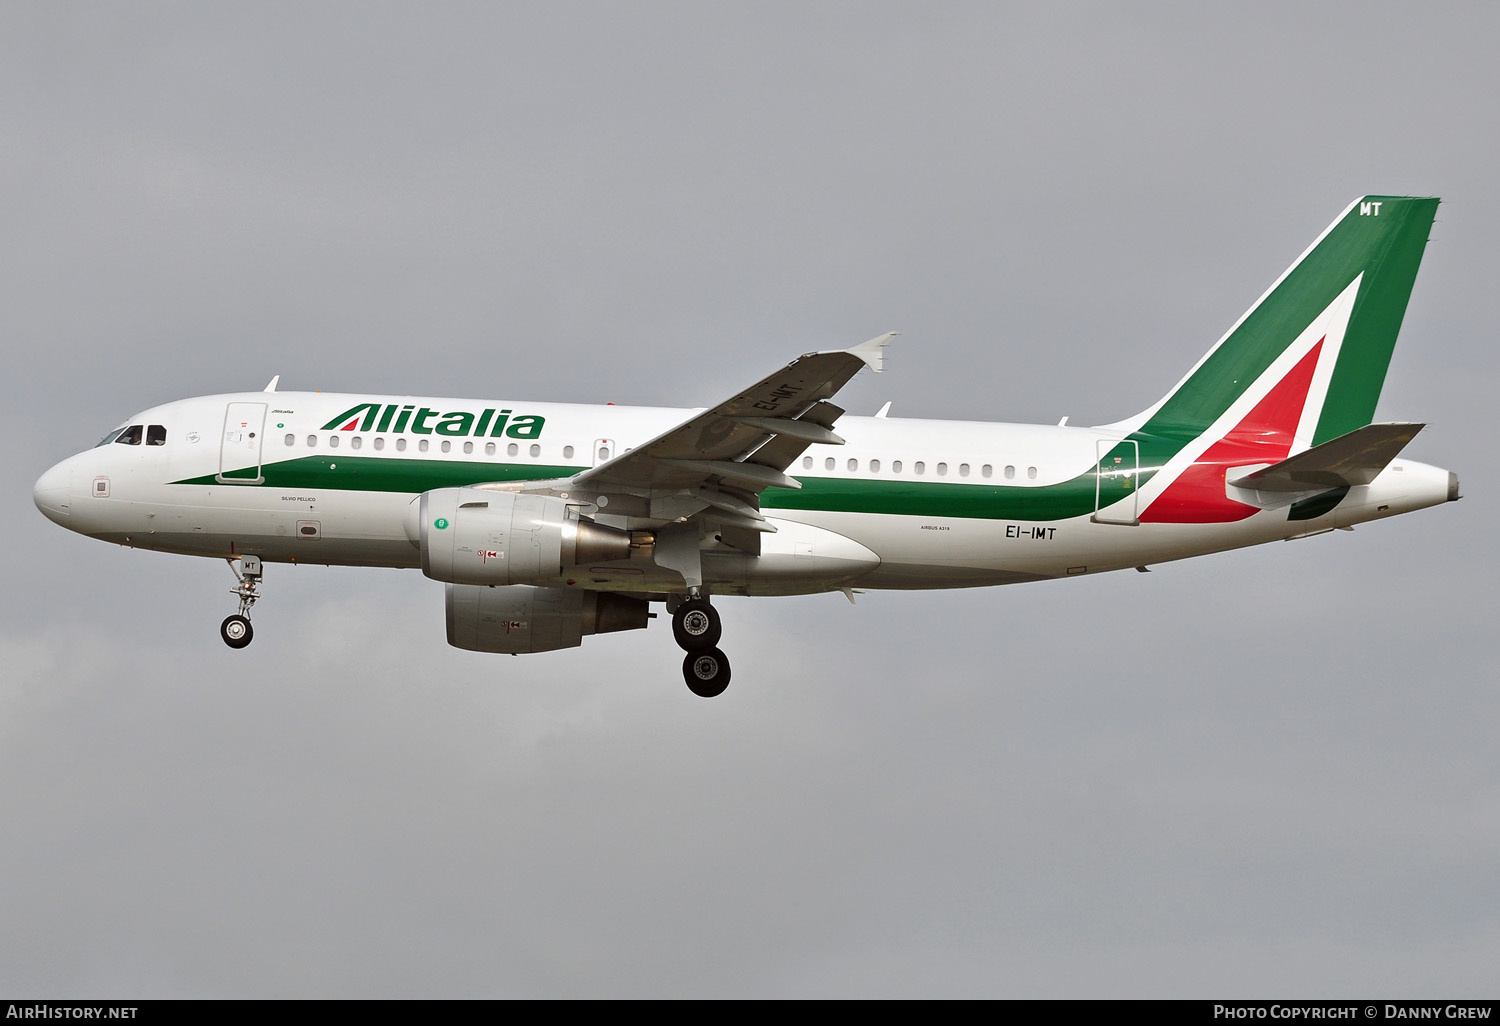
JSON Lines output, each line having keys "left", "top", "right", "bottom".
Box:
{"left": 33, "top": 195, "right": 1459, "bottom": 697}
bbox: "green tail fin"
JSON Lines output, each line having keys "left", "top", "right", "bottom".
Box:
{"left": 1134, "top": 196, "right": 1438, "bottom": 444}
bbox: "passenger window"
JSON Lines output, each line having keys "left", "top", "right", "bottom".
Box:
{"left": 507, "top": 443, "right": 518, "bottom": 457}
{"left": 115, "top": 425, "right": 143, "bottom": 445}
{"left": 847, "top": 459, "right": 858, "bottom": 472}
{"left": 396, "top": 438, "right": 407, "bottom": 452}
{"left": 146, "top": 425, "right": 167, "bottom": 445}
{"left": 307, "top": 435, "right": 317, "bottom": 448}
{"left": 418, "top": 439, "right": 429, "bottom": 452}
{"left": 982, "top": 464, "right": 993, "bottom": 478}
{"left": 530, "top": 444, "right": 542, "bottom": 457}
{"left": 328, "top": 435, "right": 340, "bottom": 449}
{"left": 893, "top": 460, "right": 902, "bottom": 473}
{"left": 351, "top": 436, "right": 362, "bottom": 450}
{"left": 1004, "top": 465, "right": 1015, "bottom": 480}
{"left": 959, "top": 463, "right": 970, "bottom": 478}
{"left": 1028, "top": 466, "right": 1037, "bottom": 479}
{"left": 825, "top": 457, "right": 835, "bottom": 471}
{"left": 869, "top": 459, "right": 880, "bottom": 472}
{"left": 374, "top": 437, "right": 385, "bottom": 451}
{"left": 936, "top": 462, "right": 947, "bottom": 476}
{"left": 564, "top": 445, "right": 575, "bottom": 459}
{"left": 462, "top": 441, "right": 473, "bottom": 454}
{"left": 440, "top": 440, "right": 451, "bottom": 453}
{"left": 485, "top": 442, "right": 495, "bottom": 456}
{"left": 285, "top": 433, "right": 295, "bottom": 446}
{"left": 802, "top": 456, "right": 813, "bottom": 469}
{"left": 915, "top": 461, "right": 925, "bottom": 475}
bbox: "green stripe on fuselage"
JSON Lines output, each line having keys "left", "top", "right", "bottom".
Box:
{"left": 177, "top": 454, "right": 1165, "bottom": 522}
{"left": 173, "top": 456, "right": 586, "bottom": 493}
{"left": 762, "top": 474, "right": 1105, "bottom": 521}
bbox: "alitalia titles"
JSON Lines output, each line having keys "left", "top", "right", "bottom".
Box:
{"left": 321, "top": 403, "right": 545, "bottom": 439}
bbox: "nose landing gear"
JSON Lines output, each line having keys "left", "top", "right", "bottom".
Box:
{"left": 221, "top": 555, "right": 262, "bottom": 649}
{"left": 671, "top": 594, "right": 729, "bottom": 697}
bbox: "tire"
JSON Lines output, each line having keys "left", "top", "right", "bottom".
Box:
{"left": 671, "top": 598, "right": 722, "bottom": 652}
{"left": 220, "top": 614, "right": 254, "bottom": 649}
{"left": 682, "top": 648, "right": 731, "bottom": 698}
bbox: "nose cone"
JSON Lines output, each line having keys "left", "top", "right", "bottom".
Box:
{"left": 33, "top": 461, "right": 72, "bottom": 526}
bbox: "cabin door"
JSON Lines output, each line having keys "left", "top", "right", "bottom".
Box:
{"left": 1093, "top": 439, "right": 1139, "bottom": 525}
{"left": 219, "top": 402, "right": 267, "bottom": 484}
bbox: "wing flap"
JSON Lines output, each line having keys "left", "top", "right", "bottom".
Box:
{"left": 571, "top": 335, "right": 893, "bottom": 506}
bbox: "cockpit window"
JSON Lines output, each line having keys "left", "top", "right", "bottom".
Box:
{"left": 94, "top": 427, "right": 126, "bottom": 447}
{"left": 146, "top": 424, "right": 166, "bottom": 445}
{"left": 114, "top": 425, "right": 143, "bottom": 446}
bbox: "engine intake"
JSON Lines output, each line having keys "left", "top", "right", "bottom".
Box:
{"left": 414, "top": 487, "right": 630, "bottom": 586}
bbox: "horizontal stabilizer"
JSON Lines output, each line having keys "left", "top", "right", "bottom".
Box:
{"left": 1228, "top": 422, "right": 1424, "bottom": 493}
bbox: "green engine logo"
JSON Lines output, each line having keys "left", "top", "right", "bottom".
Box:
{"left": 434, "top": 518, "right": 449, "bottom": 530}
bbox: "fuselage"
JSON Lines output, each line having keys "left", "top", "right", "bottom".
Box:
{"left": 32, "top": 390, "right": 1458, "bottom": 598}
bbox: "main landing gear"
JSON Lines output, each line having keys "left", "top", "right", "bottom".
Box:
{"left": 221, "top": 555, "right": 262, "bottom": 650}
{"left": 671, "top": 595, "right": 729, "bottom": 698}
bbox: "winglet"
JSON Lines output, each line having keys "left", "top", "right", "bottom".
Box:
{"left": 263, "top": 375, "right": 280, "bottom": 393}
{"left": 845, "top": 332, "right": 897, "bottom": 373}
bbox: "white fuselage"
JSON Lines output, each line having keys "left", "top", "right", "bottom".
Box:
{"left": 33, "top": 391, "right": 1456, "bottom": 598}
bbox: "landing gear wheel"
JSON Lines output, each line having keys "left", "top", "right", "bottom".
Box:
{"left": 222, "top": 556, "right": 263, "bottom": 650}
{"left": 220, "top": 614, "right": 253, "bottom": 649}
{"left": 683, "top": 648, "right": 731, "bottom": 698}
{"left": 672, "top": 598, "right": 722, "bottom": 651}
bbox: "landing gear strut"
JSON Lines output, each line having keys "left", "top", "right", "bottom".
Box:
{"left": 221, "top": 555, "right": 262, "bottom": 649}
{"left": 671, "top": 594, "right": 729, "bottom": 697}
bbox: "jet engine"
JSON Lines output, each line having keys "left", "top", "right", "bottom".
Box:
{"left": 413, "top": 486, "right": 631, "bottom": 586}
{"left": 446, "top": 584, "right": 649, "bottom": 654}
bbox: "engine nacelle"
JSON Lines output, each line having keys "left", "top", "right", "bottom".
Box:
{"left": 446, "top": 584, "right": 650, "bottom": 654}
{"left": 413, "top": 487, "right": 630, "bottom": 585}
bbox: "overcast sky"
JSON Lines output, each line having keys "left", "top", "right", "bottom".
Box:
{"left": 2, "top": 1, "right": 1496, "bottom": 998}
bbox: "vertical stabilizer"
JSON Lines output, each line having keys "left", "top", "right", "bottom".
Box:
{"left": 1123, "top": 196, "right": 1438, "bottom": 446}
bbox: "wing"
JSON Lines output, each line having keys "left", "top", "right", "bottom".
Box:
{"left": 546, "top": 333, "right": 894, "bottom": 546}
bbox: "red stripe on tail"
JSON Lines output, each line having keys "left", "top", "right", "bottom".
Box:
{"left": 1140, "top": 339, "right": 1324, "bottom": 524}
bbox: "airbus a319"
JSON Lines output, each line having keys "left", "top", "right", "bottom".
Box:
{"left": 33, "top": 196, "right": 1458, "bottom": 696}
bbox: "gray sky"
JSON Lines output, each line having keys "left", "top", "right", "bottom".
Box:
{"left": 2, "top": 1, "right": 1495, "bottom": 998}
